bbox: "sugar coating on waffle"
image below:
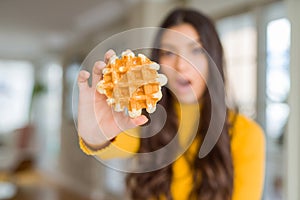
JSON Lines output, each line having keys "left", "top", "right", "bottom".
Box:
{"left": 96, "top": 50, "right": 168, "bottom": 118}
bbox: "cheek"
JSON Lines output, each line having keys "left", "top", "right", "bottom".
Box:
{"left": 190, "top": 59, "right": 209, "bottom": 80}
{"left": 160, "top": 57, "right": 174, "bottom": 73}
{"left": 160, "top": 66, "right": 175, "bottom": 83}
{"left": 159, "top": 57, "right": 174, "bottom": 71}
{"left": 190, "top": 61, "right": 209, "bottom": 97}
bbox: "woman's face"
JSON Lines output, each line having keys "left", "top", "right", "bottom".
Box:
{"left": 159, "top": 23, "right": 209, "bottom": 104}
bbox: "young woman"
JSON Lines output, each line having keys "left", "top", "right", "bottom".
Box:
{"left": 77, "top": 8, "right": 265, "bottom": 200}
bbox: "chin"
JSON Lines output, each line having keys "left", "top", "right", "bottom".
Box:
{"left": 177, "top": 95, "right": 199, "bottom": 104}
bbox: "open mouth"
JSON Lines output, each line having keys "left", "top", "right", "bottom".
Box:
{"left": 175, "top": 78, "right": 192, "bottom": 93}
{"left": 177, "top": 78, "right": 191, "bottom": 86}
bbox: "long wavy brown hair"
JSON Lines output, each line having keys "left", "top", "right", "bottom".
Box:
{"left": 126, "top": 8, "right": 234, "bottom": 200}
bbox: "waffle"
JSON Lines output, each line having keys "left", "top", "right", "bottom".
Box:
{"left": 96, "top": 50, "right": 167, "bottom": 118}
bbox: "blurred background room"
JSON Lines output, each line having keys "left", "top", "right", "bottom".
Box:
{"left": 0, "top": 0, "right": 299, "bottom": 199}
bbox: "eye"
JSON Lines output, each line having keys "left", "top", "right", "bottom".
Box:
{"left": 160, "top": 50, "right": 176, "bottom": 57}
{"left": 192, "top": 47, "right": 205, "bottom": 55}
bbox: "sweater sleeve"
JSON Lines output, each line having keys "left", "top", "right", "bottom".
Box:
{"left": 231, "top": 114, "right": 266, "bottom": 200}
{"left": 79, "top": 127, "right": 140, "bottom": 159}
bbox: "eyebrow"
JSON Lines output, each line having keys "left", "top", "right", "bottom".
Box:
{"left": 188, "top": 38, "right": 202, "bottom": 47}
{"left": 160, "top": 39, "right": 202, "bottom": 50}
{"left": 159, "top": 43, "right": 176, "bottom": 50}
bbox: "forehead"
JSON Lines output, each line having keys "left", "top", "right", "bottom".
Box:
{"left": 160, "top": 23, "right": 201, "bottom": 46}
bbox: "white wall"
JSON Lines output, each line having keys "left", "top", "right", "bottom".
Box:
{"left": 286, "top": 0, "right": 300, "bottom": 199}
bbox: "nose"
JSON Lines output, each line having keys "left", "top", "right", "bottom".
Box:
{"left": 174, "top": 55, "right": 188, "bottom": 72}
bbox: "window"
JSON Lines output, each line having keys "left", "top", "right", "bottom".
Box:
{"left": 217, "top": 13, "right": 257, "bottom": 118}
{"left": 0, "top": 61, "right": 34, "bottom": 133}
{"left": 266, "top": 18, "right": 290, "bottom": 139}
{"left": 217, "top": 3, "right": 289, "bottom": 199}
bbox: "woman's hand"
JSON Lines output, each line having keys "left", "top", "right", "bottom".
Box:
{"left": 77, "top": 50, "right": 148, "bottom": 149}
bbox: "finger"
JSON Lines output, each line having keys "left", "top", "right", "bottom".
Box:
{"left": 130, "top": 115, "right": 149, "bottom": 126}
{"left": 141, "top": 109, "right": 151, "bottom": 126}
{"left": 77, "top": 70, "right": 90, "bottom": 90}
{"left": 112, "top": 113, "right": 149, "bottom": 133}
{"left": 92, "top": 61, "right": 106, "bottom": 88}
{"left": 104, "top": 49, "right": 116, "bottom": 63}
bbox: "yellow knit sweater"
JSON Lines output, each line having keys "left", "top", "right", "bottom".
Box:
{"left": 79, "top": 104, "right": 265, "bottom": 200}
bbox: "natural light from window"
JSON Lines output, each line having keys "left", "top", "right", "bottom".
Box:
{"left": 0, "top": 61, "right": 34, "bottom": 133}
{"left": 217, "top": 13, "right": 257, "bottom": 118}
{"left": 266, "top": 18, "right": 290, "bottom": 139}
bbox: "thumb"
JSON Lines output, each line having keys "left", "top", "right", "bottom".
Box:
{"left": 130, "top": 115, "right": 149, "bottom": 126}
{"left": 112, "top": 113, "right": 149, "bottom": 134}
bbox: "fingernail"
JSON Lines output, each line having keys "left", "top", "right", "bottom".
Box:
{"left": 140, "top": 111, "right": 151, "bottom": 126}
{"left": 107, "top": 49, "right": 115, "bottom": 54}
{"left": 94, "top": 62, "right": 106, "bottom": 72}
{"left": 133, "top": 115, "right": 149, "bottom": 126}
{"left": 78, "top": 70, "right": 90, "bottom": 81}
